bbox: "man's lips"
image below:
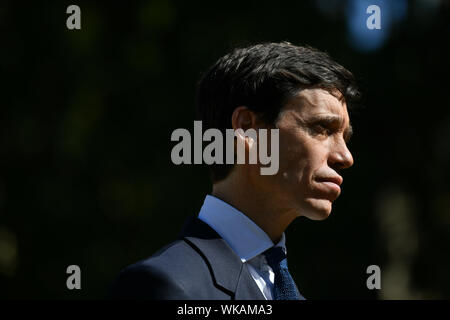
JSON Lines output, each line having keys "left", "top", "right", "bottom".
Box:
{"left": 315, "top": 175, "right": 343, "bottom": 194}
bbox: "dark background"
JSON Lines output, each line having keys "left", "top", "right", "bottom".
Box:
{"left": 1, "top": 0, "right": 449, "bottom": 299}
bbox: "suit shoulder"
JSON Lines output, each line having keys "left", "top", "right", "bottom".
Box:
{"left": 109, "top": 239, "right": 212, "bottom": 299}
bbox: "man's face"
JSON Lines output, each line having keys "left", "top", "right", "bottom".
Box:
{"left": 259, "top": 88, "right": 354, "bottom": 220}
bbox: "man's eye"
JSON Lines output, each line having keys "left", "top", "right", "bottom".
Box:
{"left": 314, "top": 125, "right": 332, "bottom": 135}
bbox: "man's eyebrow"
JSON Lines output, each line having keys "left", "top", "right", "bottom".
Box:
{"left": 310, "top": 114, "right": 343, "bottom": 125}
{"left": 310, "top": 114, "right": 353, "bottom": 142}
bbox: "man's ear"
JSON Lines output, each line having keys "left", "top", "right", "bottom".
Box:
{"left": 231, "top": 106, "right": 259, "bottom": 148}
{"left": 231, "top": 106, "right": 256, "bottom": 131}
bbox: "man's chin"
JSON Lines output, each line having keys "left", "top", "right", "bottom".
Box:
{"left": 302, "top": 198, "right": 333, "bottom": 220}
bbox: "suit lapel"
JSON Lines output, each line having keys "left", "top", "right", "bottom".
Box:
{"left": 234, "top": 263, "right": 267, "bottom": 300}
{"left": 178, "top": 216, "right": 266, "bottom": 300}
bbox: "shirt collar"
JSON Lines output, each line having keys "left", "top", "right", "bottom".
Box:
{"left": 197, "top": 195, "right": 286, "bottom": 262}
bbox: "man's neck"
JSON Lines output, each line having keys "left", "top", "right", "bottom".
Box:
{"left": 211, "top": 174, "right": 297, "bottom": 244}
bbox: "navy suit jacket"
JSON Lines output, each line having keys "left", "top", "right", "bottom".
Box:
{"left": 109, "top": 216, "right": 268, "bottom": 299}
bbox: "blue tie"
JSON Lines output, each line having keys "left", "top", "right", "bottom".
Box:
{"left": 263, "top": 246, "right": 301, "bottom": 300}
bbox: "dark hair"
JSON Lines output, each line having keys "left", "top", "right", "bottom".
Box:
{"left": 196, "top": 41, "right": 360, "bottom": 182}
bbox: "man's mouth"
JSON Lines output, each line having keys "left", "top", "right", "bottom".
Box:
{"left": 315, "top": 175, "right": 343, "bottom": 195}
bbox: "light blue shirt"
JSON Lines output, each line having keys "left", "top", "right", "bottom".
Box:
{"left": 198, "top": 195, "right": 286, "bottom": 300}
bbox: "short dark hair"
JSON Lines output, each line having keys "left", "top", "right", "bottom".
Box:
{"left": 196, "top": 41, "right": 360, "bottom": 183}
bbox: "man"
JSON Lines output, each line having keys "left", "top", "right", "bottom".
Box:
{"left": 109, "top": 42, "right": 359, "bottom": 300}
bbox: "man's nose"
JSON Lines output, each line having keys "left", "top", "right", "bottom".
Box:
{"left": 328, "top": 139, "right": 354, "bottom": 170}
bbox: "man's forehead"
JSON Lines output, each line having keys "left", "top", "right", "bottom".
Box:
{"left": 293, "top": 88, "right": 348, "bottom": 117}
{"left": 279, "top": 88, "right": 349, "bottom": 129}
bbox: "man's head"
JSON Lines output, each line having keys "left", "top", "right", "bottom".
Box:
{"left": 196, "top": 42, "right": 359, "bottom": 220}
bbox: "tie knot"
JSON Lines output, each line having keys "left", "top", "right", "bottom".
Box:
{"left": 263, "top": 246, "right": 287, "bottom": 267}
